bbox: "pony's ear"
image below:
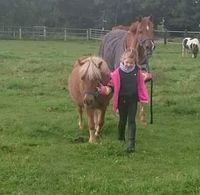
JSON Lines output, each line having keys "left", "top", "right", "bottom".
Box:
{"left": 137, "top": 16, "right": 142, "bottom": 22}
{"left": 78, "top": 59, "right": 85, "bottom": 66}
{"left": 149, "top": 15, "right": 153, "bottom": 21}
{"left": 98, "top": 61, "right": 103, "bottom": 69}
{"left": 77, "top": 56, "right": 88, "bottom": 66}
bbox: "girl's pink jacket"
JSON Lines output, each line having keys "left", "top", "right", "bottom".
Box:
{"left": 110, "top": 66, "right": 149, "bottom": 112}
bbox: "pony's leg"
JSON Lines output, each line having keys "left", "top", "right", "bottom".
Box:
{"left": 78, "top": 105, "right": 83, "bottom": 129}
{"left": 94, "top": 110, "right": 99, "bottom": 132}
{"left": 95, "top": 109, "right": 105, "bottom": 137}
{"left": 182, "top": 46, "right": 185, "bottom": 57}
{"left": 139, "top": 103, "right": 147, "bottom": 126}
{"left": 192, "top": 53, "right": 194, "bottom": 58}
{"left": 87, "top": 110, "right": 96, "bottom": 143}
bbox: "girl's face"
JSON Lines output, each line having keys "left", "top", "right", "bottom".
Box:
{"left": 123, "top": 59, "right": 134, "bottom": 68}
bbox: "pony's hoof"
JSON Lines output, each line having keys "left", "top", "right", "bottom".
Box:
{"left": 95, "top": 131, "right": 101, "bottom": 137}
{"left": 72, "top": 136, "right": 87, "bottom": 143}
{"left": 78, "top": 123, "right": 83, "bottom": 130}
{"left": 89, "top": 137, "right": 96, "bottom": 143}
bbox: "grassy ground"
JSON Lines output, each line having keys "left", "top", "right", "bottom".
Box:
{"left": 0, "top": 40, "right": 199, "bottom": 195}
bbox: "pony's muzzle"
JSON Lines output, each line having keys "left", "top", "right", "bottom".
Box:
{"left": 83, "top": 94, "right": 95, "bottom": 107}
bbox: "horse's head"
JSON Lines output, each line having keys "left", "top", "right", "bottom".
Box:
{"left": 129, "top": 16, "right": 155, "bottom": 56}
{"left": 78, "top": 56, "right": 110, "bottom": 108}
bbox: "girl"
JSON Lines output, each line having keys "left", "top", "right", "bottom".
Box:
{"left": 98, "top": 49, "right": 149, "bottom": 153}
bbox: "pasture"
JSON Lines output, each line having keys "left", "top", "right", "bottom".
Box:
{"left": 0, "top": 40, "right": 199, "bottom": 195}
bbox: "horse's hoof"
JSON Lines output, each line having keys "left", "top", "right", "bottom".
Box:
{"left": 142, "top": 121, "right": 147, "bottom": 126}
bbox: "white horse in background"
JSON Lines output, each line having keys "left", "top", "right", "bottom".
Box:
{"left": 182, "top": 37, "right": 200, "bottom": 58}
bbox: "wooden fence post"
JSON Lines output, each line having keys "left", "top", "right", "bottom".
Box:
{"left": 88, "top": 28, "right": 92, "bottom": 40}
{"left": 164, "top": 29, "right": 167, "bottom": 45}
{"left": 43, "top": 26, "right": 46, "bottom": 40}
{"left": 86, "top": 29, "right": 89, "bottom": 40}
{"left": 184, "top": 29, "right": 188, "bottom": 38}
{"left": 19, "top": 27, "right": 22, "bottom": 40}
{"left": 64, "top": 28, "right": 67, "bottom": 41}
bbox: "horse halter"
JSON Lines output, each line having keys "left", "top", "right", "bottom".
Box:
{"left": 84, "top": 90, "right": 99, "bottom": 98}
{"left": 137, "top": 36, "right": 154, "bottom": 67}
{"left": 138, "top": 38, "right": 155, "bottom": 53}
{"left": 83, "top": 84, "right": 102, "bottom": 108}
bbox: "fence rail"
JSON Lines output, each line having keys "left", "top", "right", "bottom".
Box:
{"left": 0, "top": 26, "right": 200, "bottom": 43}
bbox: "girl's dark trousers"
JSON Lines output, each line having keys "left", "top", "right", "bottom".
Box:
{"left": 118, "top": 95, "right": 138, "bottom": 150}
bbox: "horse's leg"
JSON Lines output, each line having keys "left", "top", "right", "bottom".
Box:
{"left": 87, "top": 110, "right": 96, "bottom": 143}
{"left": 78, "top": 105, "right": 83, "bottom": 129}
{"left": 139, "top": 103, "right": 147, "bottom": 126}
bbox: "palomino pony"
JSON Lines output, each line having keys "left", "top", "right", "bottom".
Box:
{"left": 68, "top": 56, "right": 112, "bottom": 142}
{"left": 99, "top": 16, "right": 155, "bottom": 124}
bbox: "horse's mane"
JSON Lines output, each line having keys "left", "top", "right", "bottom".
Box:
{"left": 129, "top": 21, "right": 139, "bottom": 34}
{"left": 112, "top": 25, "right": 129, "bottom": 31}
{"left": 79, "top": 56, "right": 110, "bottom": 81}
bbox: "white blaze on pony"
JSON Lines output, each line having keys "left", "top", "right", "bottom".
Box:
{"left": 182, "top": 37, "right": 200, "bottom": 58}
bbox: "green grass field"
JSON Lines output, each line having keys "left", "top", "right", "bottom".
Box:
{"left": 0, "top": 40, "right": 199, "bottom": 195}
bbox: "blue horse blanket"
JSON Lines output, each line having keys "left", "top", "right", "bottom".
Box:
{"left": 99, "top": 29, "right": 127, "bottom": 71}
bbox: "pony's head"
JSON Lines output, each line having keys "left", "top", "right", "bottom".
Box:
{"left": 129, "top": 16, "right": 155, "bottom": 56}
{"left": 78, "top": 56, "right": 110, "bottom": 107}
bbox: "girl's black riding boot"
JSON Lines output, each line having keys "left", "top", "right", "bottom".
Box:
{"left": 118, "top": 128, "right": 125, "bottom": 141}
{"left": 127, "top": 139, "right": 135, "bottom": 153}
{"left": 126, "top": 123, "right": 135, "bottom": 153}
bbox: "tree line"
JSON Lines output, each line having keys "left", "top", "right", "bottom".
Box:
{"left": 0, "top": 0, "right": 200, "bottom": 31}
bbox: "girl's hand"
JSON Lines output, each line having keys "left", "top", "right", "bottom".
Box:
{"left": 96, "top": 84, "right": 112, "bottom": 95}
{"left": 142, "top": 72, "right": 152, "bottom": 82}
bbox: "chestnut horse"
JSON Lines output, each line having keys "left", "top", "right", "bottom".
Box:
{"left": 68, "top": 56, "right": 112, "bottom": 142}
{"left": 99, "top": 16, "right": 154, "bottom": 124}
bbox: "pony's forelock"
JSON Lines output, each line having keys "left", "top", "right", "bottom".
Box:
{"left": 79, "top": 56, "right": 109, "bottom": 81}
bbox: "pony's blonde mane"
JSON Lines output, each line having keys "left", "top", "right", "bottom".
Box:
{"left": 79, "top": 56, "right": 110, "bottom": 81}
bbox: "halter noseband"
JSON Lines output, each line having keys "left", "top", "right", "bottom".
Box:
{"left": 84, "top": 90, "right": 99, "bottom": 98}
{"left": 138, "top": 38, "right": 154, "bottom": 49}
{"left": 137, "top": 37, "right": 154, "bottom": 67}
